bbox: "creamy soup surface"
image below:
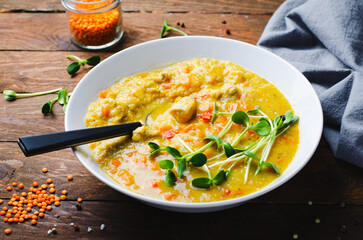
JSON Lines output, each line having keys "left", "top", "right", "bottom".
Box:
{"left": 85, "top": 58, "right": 299, "bottom": 202}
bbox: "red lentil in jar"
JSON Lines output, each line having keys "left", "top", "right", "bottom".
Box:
{"left": 61, "top": 0, "right": 123, "bottom": 50}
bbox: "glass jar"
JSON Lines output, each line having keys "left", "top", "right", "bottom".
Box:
{"left": 61, "top": 0, "right": 123, "bottom": 50}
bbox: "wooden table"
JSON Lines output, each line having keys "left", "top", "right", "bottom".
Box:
{"left": 0, "top": 0, "right": 362, "bottom": 239}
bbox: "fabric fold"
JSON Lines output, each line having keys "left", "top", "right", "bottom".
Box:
{"left": 258, "top": 0, "right": 363, "bottom": 167}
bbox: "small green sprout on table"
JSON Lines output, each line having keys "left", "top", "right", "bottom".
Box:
{"left": 66, "top": 55, "right": 101, "bottom": 76}
{"left": 3, "top": 88, "right": 71, "bottom": 114}
{"left": 160, "top": 20, "right": 188, "bottom": 38}
{"left": 148, "top": 104, "right": 298, "bottom": 189}
{"left": 41, "top": 89, "right": 71, "bottom": 114}
{"left": 3, "top": 55, "right": 101, "bottom": 114}
{"left": 3, "top": 88, "right": 62, "bottom": 101}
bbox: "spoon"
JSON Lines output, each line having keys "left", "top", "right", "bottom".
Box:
{"left": 18, "top": 122, "right": 142, "bottom": 157}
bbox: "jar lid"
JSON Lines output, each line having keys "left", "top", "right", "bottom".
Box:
{"left": 61, "top": 0, "right": 122, "bottom": 14}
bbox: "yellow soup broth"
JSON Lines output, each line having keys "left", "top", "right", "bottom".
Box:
{"left": 85, "top": 58, "right": 299, "bottom": 202}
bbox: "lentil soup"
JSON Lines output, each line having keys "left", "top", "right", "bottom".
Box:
{"left": 84, "top": 58, "right": 299, "bottom": 202}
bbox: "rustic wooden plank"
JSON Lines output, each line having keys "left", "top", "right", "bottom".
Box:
{"left": 0, "top": 201, "right": 362, "bottom": 239}
{"left": 0, "top": 12, "right": 270, "bottom": 51}
{"left": 0, "top": 0, "right": 284, "bottom": 14}
{"left": 0, "top": 142, "right": 362, "bottom": 204}
{"left": 0, "top": 52, "right": 111, "bottom": 93}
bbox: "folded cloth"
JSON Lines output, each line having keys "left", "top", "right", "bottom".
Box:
{"left": 257, "top": 0, "right": 363, "bottom": 167}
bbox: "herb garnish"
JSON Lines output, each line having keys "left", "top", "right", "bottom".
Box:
{"left": 148, "top": 142, "right": 207, "bottom": 179}
{"left": 3, "top": 88, "right": 62, "bottom": 101}
{"left": 42, "top": 89, "right": 71, "bottom": 114}
{"left": 66, "top": 55, "right": 101, "bottom": 76}
{"left": 2, "top": 88, "right": 71, "bottom": 114}
{"left": 160, "top": 20, "right": 188, "bottom": 38}
{"left": 158, "top": 160, "right": 177, "bottom": 186}
{"left": 148, "top": 104, "right": 298, "bottom": 188}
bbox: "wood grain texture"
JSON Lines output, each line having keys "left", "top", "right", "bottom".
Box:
{"left": 0, "top": 201, "right": 362, "bottom": 239}
{"left": 0, "top": 52, "right": 111, "bottom": 93}
{"left": 0, "top": 142, "right": 362, "bottom": 204}
{"left": 1, "top": 0, "right": 363, "bottom": 238}
{"left": 0, "top": 12, "right": 270, "bottom": 51}
{"left": 0, "top": 0, "right": 284, "bottom": 14}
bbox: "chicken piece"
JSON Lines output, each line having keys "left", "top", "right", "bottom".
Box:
{"left": 221, "top": 84, "right": 241, "bottom": 97}
{"left": 210, "top": 89, "right": 222, "bottom": 99}
{"left": 169, "top": 96, "right": 197, "bottom": 123}
{"left": 132, "top": 126, "right": 159, "bottom": 142}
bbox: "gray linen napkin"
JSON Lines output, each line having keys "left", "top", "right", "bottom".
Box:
{"left": 257, "top": 0, "right": 363, "bottom": 167}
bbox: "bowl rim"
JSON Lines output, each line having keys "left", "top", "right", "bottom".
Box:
{"left": 65, "top": 36, "right": 323, "bottom": 209}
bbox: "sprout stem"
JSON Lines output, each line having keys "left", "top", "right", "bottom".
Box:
{"left": 66, "top": 55, "right": 84, "bottom": 62}
{"left": 13, "top": 88, "right": 61, "bottom": 98}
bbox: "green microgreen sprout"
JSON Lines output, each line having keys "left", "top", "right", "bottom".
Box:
{"left": 158, "top": 160, "right": 176, "bottom": 186}
{"left": 231, "top": 110, "right": 250, "bottom": 125}
{"left": 58, "top": 88, "right": 70, "bottom": 113}
{"left": 211, "top": 102, "right": 233, "bottom": 123}
{"left": 148, "top": 142, "right": 208, "bottom": 178}
{"left": 192, "top": 169, "right": 228, "bottom": 188}
{"left": 3, "top": 88, "right": 62, "bottom": 101}
{"left": 41, "top": 89, "right": 71, "bottom": 114}
{"left": 160, "top": 20, "right": 188, "bottom": 38}
{"left": 66, "top": 55, "right": 101, "bottom": 76}
{"left": 41, "top": 98, "right": 57, "bottom": 114}
{"left": 191, "top": 177, "right": 212, "bottom": 189}
{"left": 2, "top": 87, "right": 71, "bottom": 115}
{"left": 148, "top": 105, "right": 298, "bottom": 189}
{"left": 223, "top": 142, "right": 236, "bottom": 158}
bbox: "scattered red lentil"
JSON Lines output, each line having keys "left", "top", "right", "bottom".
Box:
{"left": 77, "top": 198, "right": 83, "bottom": 203}
{"left": 12, "top": 182, "right": 17, "bottom": 187}
{"left": 1, "top": 172, "right": 77, "bottom": 235}
{"left": 67, "top": 175, "right": 73, "bottom": 181}
{"left": 176, "top": 21, "right": 180, "bottom": 25}
{"left": 4, "top": 229, "right": 11, "bottom": 235}
{"left": 226, "top": 29, "right": 231, "bottom": 34}
{"left": 42, "top": 168, "right": 48, "bottom": 173}
{"left": 6, "top": 186, "right": 12, "bottom": 191}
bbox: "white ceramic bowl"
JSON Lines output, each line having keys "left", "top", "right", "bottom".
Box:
{"left": 65, "top": 36, "right": 323, "bottom": 212}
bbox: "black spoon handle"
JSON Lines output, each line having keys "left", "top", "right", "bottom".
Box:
{"left": 18, "top": 122, "right": 142, "bottom": 157}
